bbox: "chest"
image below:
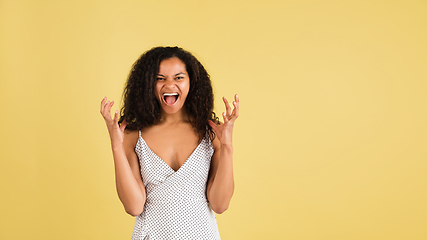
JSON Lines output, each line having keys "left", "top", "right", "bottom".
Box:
{"left": 140, "top": 126, "right": 200, "bottom": 172}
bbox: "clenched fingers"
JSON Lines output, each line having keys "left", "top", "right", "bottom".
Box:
{"left": 100, "top": 97, "right": 115, "bottom": 121}
{"left": 100, "top": 97, "right": 107, "bottom": 113}
{"left": 232, "top": 94, "right": 239, "bottom": 119}
{"left": 223, "top": 97, "right": 232, "bottom": 117}
{"left": 222, "top": 94, "right": 239, "bottom": 122}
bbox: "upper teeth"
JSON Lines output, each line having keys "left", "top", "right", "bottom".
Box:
{"left": 163, "top": 93, "right": 178, "bottom": 96}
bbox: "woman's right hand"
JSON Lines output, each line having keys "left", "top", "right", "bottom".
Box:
{"left": 100, "top": 97, "right": 127, "bottom": 145}
{"left": 100, "top": 97, "right": 145, "bottom": 216}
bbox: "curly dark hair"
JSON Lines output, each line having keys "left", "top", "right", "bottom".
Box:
{"left": 119, "top": 46, "right": 218, "bottom": 141}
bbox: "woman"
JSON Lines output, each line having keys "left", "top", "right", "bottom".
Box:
{"left": 100, "top": 46, "right": 239, "bottom": 239}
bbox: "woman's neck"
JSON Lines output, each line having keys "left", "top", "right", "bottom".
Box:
{"left": 159, "top": 109, "right": 190, "bottom": 125}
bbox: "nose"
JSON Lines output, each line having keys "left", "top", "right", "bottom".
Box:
{"left": 164, "top": 77, "right": 175, "bottom": 88}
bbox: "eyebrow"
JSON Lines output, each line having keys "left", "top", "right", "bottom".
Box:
{"left": 157, "top": 72, "right": 186, "bottom": 77}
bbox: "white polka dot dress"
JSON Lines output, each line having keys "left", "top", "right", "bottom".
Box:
{"left": 131, "top": 131, "right": 221, "bottom": 240}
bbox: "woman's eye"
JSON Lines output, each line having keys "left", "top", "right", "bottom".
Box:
{"left": 176, "top": 76, "right": 183, "bottom": 80}
{"left": 157, "top": 77, "right": 165, "bottom": 81}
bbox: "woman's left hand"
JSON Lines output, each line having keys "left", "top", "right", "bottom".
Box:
{"left": 209, "top": 94, "right": 239, "bottom": 146}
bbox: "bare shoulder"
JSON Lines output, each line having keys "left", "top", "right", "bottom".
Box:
{"left": 123, "top": 129, "right": 139, "bottom": 149}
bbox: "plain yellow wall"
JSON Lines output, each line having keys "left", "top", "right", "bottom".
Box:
{"left": 1, "top": 0, "right": 426, "bottom": 239}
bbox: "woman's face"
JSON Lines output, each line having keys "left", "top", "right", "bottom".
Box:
{"left": 155, "top": 57, "right": 190, "bottom": 116}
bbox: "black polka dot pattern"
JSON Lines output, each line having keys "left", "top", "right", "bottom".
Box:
{"left": 131, "top": 131, "right": 221, "bottom": 240}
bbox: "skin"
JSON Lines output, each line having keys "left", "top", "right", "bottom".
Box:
{"left": 100, "top": 57, "right": 239, "bottom": 216}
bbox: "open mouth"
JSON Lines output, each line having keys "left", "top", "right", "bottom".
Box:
{"left": 163, "top": 93, "right": 179, "bottom": 106}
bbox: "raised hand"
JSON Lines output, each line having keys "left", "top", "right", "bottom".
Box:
{"left": 100, "top": 97, "right": 127, "bottom": 145}
{"left": 208, "top": 94, "right": 239, "bottom": 146}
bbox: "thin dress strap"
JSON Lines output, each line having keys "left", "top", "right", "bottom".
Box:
{"left": 139, "top": 130, "right": 141, "bottom": 138}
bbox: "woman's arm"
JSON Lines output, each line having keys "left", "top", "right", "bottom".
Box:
{"left": 100, "top": 97, "right": 146, "bottom": 216}
{"left": 206, "top": 138, "right": 234, "bottom": 214}
{"left": 207, "top": 95, "right": 239, "bottom": 214}
{"left": 114, "top": 131, "right": 146, "bottom": 216}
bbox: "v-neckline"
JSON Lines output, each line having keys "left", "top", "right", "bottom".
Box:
{"left": 138, "top": 136, "right": 205, "bottom": 173}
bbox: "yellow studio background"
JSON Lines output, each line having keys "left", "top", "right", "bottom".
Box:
{"left": 1, "top": 0, "right": 426, "bottom": 239}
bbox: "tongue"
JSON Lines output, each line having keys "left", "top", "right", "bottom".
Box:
{"left": 165, "top": 96, "right": 176, "bottom": 105}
